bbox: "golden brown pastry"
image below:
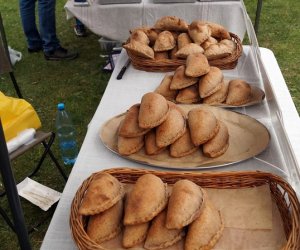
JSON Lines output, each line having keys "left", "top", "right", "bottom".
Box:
{"left": 118, "top": 132, "right": 144, "bottom": 156}
{"left": 188, "top": 22, "right": 211, "bottom": 45}
{"left": 156, "top": 106, "right": 186, "bottom": 148}
{"left": 201, "top": 36, "right": 218, "bottom": 50}
{"left": 185, "top": 199, "right": 224, "bottom": 250}
{"left": 169, "top": 45, "right": 178, "bottom": 59}
{"left": 123, "top": 222, "right": 150, "bottom": 248}
{"left": 177, "top": 33, "right": 192, "bottom": 49}
{"left": 167, "top": 101, "right": 187, "bottom": 119}
{"left": 87, "top": 199, "right": 124, "bottom": 244}
{"left": 154, "top": 51, "right": 169, "bottom": 60}
{"left": 153, "top": 31, "right": 176, "bottom": 52}
{"left": 145, "top": 129, "right": 166, "bottom": 155}
{"left": 176, "top": 85, "right": 201, "bottom": 104}
{"left": 198, "top": 66, "right": 223, "bottom": 98}
{"left": 155, "top": 75, "right": 178, "bottom": 101}
{"left": 139, "top": 92, "right": 170, "bottom": 129}
{"left": 154, "top": 16, "right": 188, "bottom": 32}
{"left": 225, "top": 79, "right": 251, "bottom": 105}
{"left": 188, "top": 108, "right": 220, "bottom": 146}
{"left": 123, "top": 41, "right": 154, "bottom": 59}
{"left": 169, "top": 31, "right": 180, "bottom": 40}
{"left": 204, "top": 39, "right": 236, "bottom": 60}
{"left": 130, "top": 30, "right": 150, "bottom": 45}
{"left": 175, "top": 43, "right": 204, "bottom": 59}
{"left": 170, "top": 65, "right": 198, "bottom": 90}
{"left": 203, "top": 120, "right": 229, "bottom": 158}
{"left": 170, "top": 126, "right": 198, "bottom": 158}
{"left": 144, "top": 210, "right": 185, "bottom": 250}
{"left": 185, "top": 53, "right": 210, "bottom": 78}
{"left": 124, "top": 174, "right": 168, "bottom": 225}
{"left": 119, "top": 104, "right": 150, "bottom": 137}
{"left": 79, "top": 173, "right": 124, "bottom": 215}
{"left": 166, "top": 179, "right": 205, "bottom": 229}
{"left": 130, "top": 26, "right": 159, "bottom": 46}
{"left": 203, "top": 80, "right": 229, "bottom": 104}
{"left": 200, "top": 21, "right": 231, "bottom": 40}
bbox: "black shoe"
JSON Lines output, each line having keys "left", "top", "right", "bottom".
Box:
{"left": 28, "top": 47, "right": 42, "bottom": 53}
{"left": 74, "top": 25, "right": 87, "bottom": 37}
{"left": 44, "top": 47, "right": 78, "bottom": 61}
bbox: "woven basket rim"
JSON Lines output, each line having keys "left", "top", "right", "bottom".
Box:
{"left": 70, "top": 168, "right": 300, "bottom": 250}
{"left": 124, "top": 32, "right": 243, "bottom": 72}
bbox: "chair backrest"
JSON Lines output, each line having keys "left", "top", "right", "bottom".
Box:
{"left": 0, "top": 12, "right": 13, "bottom": 75}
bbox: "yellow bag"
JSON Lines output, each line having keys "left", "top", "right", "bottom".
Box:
{"left": 0, "top": 92, "right": 41, "bottom": 141}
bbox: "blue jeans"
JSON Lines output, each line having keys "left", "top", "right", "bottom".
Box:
{"left": 19, "top": 0, "right": 60, "bottom": 52}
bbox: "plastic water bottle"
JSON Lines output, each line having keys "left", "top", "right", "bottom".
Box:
{"left": 55, "top": 103, "right": 78, "bottom": 165}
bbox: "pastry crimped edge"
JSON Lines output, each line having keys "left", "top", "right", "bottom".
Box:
{"left": 193, "top": 119, "right": 220, "bottom": 146}
{"left": 117, "top": 134, "right": 145, "bottom": 156}
{"left": 124, "top": 183, "right": 169, "bottom": 225}
{"left": 139, "top": 103, "right": 170, "bottom": 129}
{"left": 198, "top": 211, "right": 225, "bottom": 250}
{"left": 79, "top": 181, "right": 125, "bottom": 215}
{"left": 122, "top": 223, "right": 149, "bottom": 248}
{"left": 93, "top": 224, "right": 122, "bottom": 244}
{"left": 203, "top": 130, "right": 229, "bottom": 158}
{"left": 170, "top": 143, "right": 199, "bottom": 158}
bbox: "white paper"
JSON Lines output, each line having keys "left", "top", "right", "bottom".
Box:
{"left": 7, "top": 128, "right": 36, "bottom": 154}
{"left": 17, "top": 178, "right": 61, "bottom": 211}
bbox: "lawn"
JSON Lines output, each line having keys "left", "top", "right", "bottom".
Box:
{"left": 0, "top": 0, "right": 299, "bottom": 249}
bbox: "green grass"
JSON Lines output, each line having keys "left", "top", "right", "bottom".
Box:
{"left": 0, "top": 0, "right": 299, "bottom": 249}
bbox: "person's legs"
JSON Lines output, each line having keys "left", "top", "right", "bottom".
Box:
{"left": 74, "top": 18, "right": 87, "bottom": 37}
{"left": 19, "top": 0, "right": 43, "bottom": 51}
{"left": 37, "top": 0, "right": 60, "bottom": 53}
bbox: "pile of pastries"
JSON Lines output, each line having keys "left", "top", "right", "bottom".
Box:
{"left": 123, "top": 16, "right": 236, "bottom": 61}
{"left": 118, "top": 92, "right": 229, "bottom": 158}
{"left": 79, "top": 172, "right": 224, "bottom": 249}
{"left": 155, "top": 63, "right": 253, "bottom": 105}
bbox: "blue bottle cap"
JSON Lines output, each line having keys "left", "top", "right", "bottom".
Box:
{"left": 57, "top": 103, "right": 65, "bottom": 111}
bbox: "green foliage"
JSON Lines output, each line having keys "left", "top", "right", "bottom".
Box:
{"left": 0, "top": 0, "right": 299, "bottom": 249}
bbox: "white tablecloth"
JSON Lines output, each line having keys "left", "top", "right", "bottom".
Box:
{"left": 41, "top": 47, "right": 300, "bottom": 249}
{"left": 64, "top": 0, "right": 247, "bottom": 41}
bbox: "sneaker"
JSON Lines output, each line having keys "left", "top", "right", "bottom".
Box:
{"left": 28, "top": 47, "right": 43, "bottom": 53}
{"left": 74, "top": 25, "right": 87, "bottom": 37}
{"left": 44, "top": 47, "right": 78, "bottom": 61}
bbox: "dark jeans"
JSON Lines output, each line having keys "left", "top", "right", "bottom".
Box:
{"left": 19, "top": 0, "right": 60, "bottom": 52}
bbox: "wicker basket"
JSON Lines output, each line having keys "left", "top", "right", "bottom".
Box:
{"left": 70, "top": 168, "right": 300, "bottom": 250}
{"left": 124, "top": 32, "right": 243, "bottom": 72}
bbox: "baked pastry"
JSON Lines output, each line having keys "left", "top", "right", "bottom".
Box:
{"left": 204, "top": 39, "right": 236, "bottom": 60}
{"left": 170, "top": 65, "right": 198, "bottom": 90}
{"left": 166, "top": 179, "right": 205, "bottom": 229}
{"left": 225, "top": 79, "right": 251, "bottom": 105}
{"left": 155, "top": 75, "right": 178, "bottom": 101}
{"left": 144, "top": 210, "right": 185, "bottom": 250}
{"left": 185, "top": 199, "right": 224, "bottom": 250}
{"left": 123, "top": 41, "right": 154, "bottom": 59}
{"left": 154, "top": 16, "right": 188, "bottom": 32}
{"left": 154, "top": 51, "right": 169, "bottom": 60}
{"left": 145, "top": 129, "right": 166, "bottom": 155}
{"left": 203, "top": 121, "right": 229, "bottom": 158}
{"left": 123, "top": 222, "right": 150, "bottom": 248}
{"left": 119, "top": 104, "right": 150, "bottom": 137}
{"left": 199, "top": 66, "right": 223, "bottom": 98}
{"left": 203, "top": 80, "right": 229, "bottom": 104}
{"left": 200, "top": 21, "right": 231, "bottom": 39}
{"left": 167, "top": 101, "right": 187, "bottom": 119}
{"left": 130, "top": 30, "right": 150, "bottom": 45}
{"left": 87, "top": 199, "right": 123, "bottom": 244}
{"left": 124, "top": 174, "right": 168, "bottom": 225}
{"left": 185, "top": 53, "right": 210, "bottom": 77}
{"left": 175, "top": 43, "right": 204, "bottom": 59}
{"left": 156, "top": 106, "right": 186, "bottom": 148}
{"left": 201, "top": 36, "right": 218, "bottom": 50}
{"left": 188, "top": 22, "right": 211, "bottom": 45}
{"left": 153, "top": 31, "right": 176, "bottom": 52}
{"left": 176, "top": 84, "right": 200, "bottom": 104}
{"left": 177, "top": 33, "right": 192, "bottom": 49}
{"left": 170, "top": 126, "right": 198, "bottom": 158}
{"left": 130, "top": 26, "right": 159, "bottom": 46}
{"left": 188, "top": 108, "right": 220, "bottom": 146}
{"left": 79, "top": 173, "right": 124, "bottom": 215}
{"left": 139, "top": 92, "right": 170, "bottom": 129}
{"left": 118, "top": 132, "right": 144, "bottom": 156}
